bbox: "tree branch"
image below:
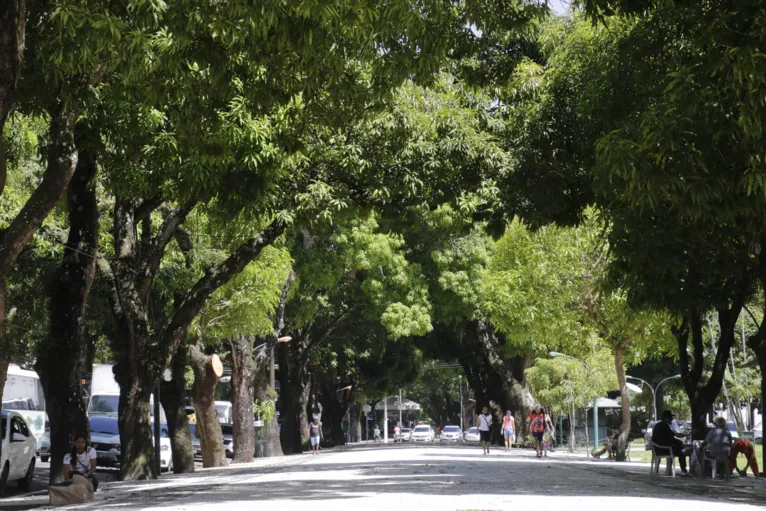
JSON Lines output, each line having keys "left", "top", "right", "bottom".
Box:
{"left": 136, "top": 201, "right": 197, "bottom": 299}
{"left": 134, "top": 195, "right": 163, "bottom": 222}
{"left": 299, "top": 306, "right": 357, "bottom": 369}
{"left": 159, "top": 219, "right": 287, "bottom": 369}
{"left": 0, "top": 104, "right": 77, "bottom": 277}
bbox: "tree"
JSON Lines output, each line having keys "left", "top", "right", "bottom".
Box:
{"left": 93, "top": 0, "right": 548, "bottom": 478}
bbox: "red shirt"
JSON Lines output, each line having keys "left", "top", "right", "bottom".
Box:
{"left": 530, "top": 412, "right": 545, "bottom": 433}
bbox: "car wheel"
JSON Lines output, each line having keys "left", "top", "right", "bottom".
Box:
{"left": 0, "top": 462, "right": 9, "bottom": 496}
{"left": 18, "top": 458, "right": 34, "bottom": 491}
{"left": 41, "top": 456, "right": 49, "bottom": 463}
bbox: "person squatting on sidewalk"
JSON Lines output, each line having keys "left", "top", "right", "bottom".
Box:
{"left": 730, "top": 438, "right": 759, "bottom": 477}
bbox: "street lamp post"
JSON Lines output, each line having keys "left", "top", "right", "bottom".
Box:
{"left": 270, "top": 336, "right": 292, "bottom": 390}
{"left": 550, "top": 352, "right": 599, "bottom": 453}
{"left": 655, "top": 375, "right": 682, "bottom": 417}
{"left": 626, "top": 375, "right": 657, "bottom": 421}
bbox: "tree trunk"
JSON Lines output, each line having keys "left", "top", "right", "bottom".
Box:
{"left": 614, "top": 345, "right": 631, "bottom": 461}
{"left": 0, "top": 103, "right": 78, "bottom": 466}
{"left": 36, "top": 138, "right": 98, "bottom": 482}
{"left": 160, "top": 342, "right": 194, "bottom": 474}
{"left": 0, "top": 0, "right": 25, "bottom": 196}
{"left": 350, "top": 403, "right": 361, "bottom": 443}
{"left": 472, "top": 321, "right": 535, "bottom": 441}
{"left": 189, "top": 345, "right": 227, "bottom": 468}
{"left": 676, "top": 303, "right": 744, "bottom": 439}
{"left": 229, "top": 335, "right": 255, "bottom": 463}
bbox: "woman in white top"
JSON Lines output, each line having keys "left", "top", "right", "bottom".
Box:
{"left": 63, "top": 433, "right": 98, "bottom": 490}
{"left": 477, "top": 406, "right": 493, "bottom": 455}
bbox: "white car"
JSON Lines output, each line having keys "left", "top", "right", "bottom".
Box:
{"left": 439, "top": 425, "right": 462, "bottom": 442}
{"left": 464, "top": 427, "right": 480, "bottom": 442}
{"left": 410, "top": 425, "right": 435, "bottom": 442}
{"left": 89, "top": 417, "right": 121, "bottom": 467}
{"left": 0, "top": 411, "right": 36, "bottom": 495}
{"left": 400, "top": 428, "right": 412, "bottom": 442}
{"left": 753, "top": 423, "right": 762, "bottom": 443}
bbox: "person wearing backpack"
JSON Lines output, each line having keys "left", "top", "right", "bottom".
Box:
{"left": 63, "top": 433, "right": 98, "bottom": 491}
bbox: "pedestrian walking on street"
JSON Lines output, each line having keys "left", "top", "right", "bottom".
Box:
{"left": 501, "top": 410, "right": 515, "bottom": 451}
{"left": 309, "top": 417, "right": 323, "bottom": 454}
{"left": 530, "top": 405, "right": 545, "bottom": 458}
{"left": 374, "top": 425, "right": 381, "bottom": 442}
{"left": 478, "top": 406, "right": 493, "bottom": 455}
{"left": 63, "top": 433, "right": 98, "bottom": 491}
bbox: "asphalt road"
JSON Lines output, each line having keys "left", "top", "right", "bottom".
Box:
{"left": 64, "top": 443, "right": 766, "bottom": 511}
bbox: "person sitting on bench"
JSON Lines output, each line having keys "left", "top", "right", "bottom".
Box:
{"left": 592, "top": 427, "right": 620, "bottom": 459}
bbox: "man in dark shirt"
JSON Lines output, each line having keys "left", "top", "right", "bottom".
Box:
{"left": 652, "top": 409, "right": 690, "bottom": 474}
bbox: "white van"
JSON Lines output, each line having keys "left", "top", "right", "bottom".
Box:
{"left": 2, "top": 365, "right": 46, "bottom": 452}
{"left": 215, "top": 401, "right": 233, "bottom": 424}
{"left": 88, "top": 364, "right": 166, "bottom": 422}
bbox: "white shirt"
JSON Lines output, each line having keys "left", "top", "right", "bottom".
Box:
{"left": 671, "top": 419, "right": 688, "bottom": 434}
{"left": 478, "top": 414, "right": 492, "bottom": 432}
{"left": 64, "top": 447, "right": 96, "bottom": 475}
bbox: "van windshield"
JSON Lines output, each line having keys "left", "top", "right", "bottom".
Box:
{"left": 89, "top": 395, "right": 119, "bottom": 416}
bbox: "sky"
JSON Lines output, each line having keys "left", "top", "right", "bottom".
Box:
{"left": 548, "top": 0, "right": 571, "bottom": 15}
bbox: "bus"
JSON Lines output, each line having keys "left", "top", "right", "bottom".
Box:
{"left": 2, "top": 364, "right": 46, "bottom": 451}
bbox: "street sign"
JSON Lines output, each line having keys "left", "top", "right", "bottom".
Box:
{"left": 254, "top": 420, "right": 264, "bottom": 427}
{"left": 367, "top": 413, "right": 375, "bottom": 420}
{"left": 362, "top": 404, "right": 372, "bottom": 413}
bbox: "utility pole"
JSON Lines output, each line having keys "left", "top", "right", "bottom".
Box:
{"left": 399, "top": 388, "right": 403, "bottom": 428}
{"left": 459, "top": 375, "right": 463, "bottom": 434}
{"left": 270, "top": 345, "right": 275, "bottom": 390}
{"left": 153, "top": 385, "right": 161, "bottom": 475}
{"left": 384, "top": 397, "right": 388, "bottom": 443}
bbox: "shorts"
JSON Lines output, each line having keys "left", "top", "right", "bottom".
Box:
{"left": 480, "top": 430, "right": 491, "bottom": 442}
{"left": 310, "top": 436, "right": 320, "bottom": 446}
{"left": 532, "top": 432, "right": 544, "bottom": 442}
{"left": 504, "top": 428, "right": 514, "bottom": 437}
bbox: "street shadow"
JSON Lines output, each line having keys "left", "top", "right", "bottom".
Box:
{"left": 73, "top": 448, "right": 766, "bottom": 509}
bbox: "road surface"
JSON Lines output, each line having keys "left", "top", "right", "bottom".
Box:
{"left": 64, "top": 443, "right": 765, "bottom": 511}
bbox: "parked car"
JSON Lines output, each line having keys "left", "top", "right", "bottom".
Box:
{"left": 643, "top": 421, "right": 658, "bottom": 450}
{"left": 39, "top": 422, "right": 50, "bottom": 463}
{"left": 464, "top": 427, "right": 480, "bottom": 442}
{"left": 188, "top": 422, "right": 233, "bottom": 458}
{"left": 0, "top": 411, "right": 36, "bottom": 495}
{"left": 189, "top": 424, "right": 202, "bottom": 459}
{"left": 726, "top": 421, "right": 740, "bottom": 440}
{"left": 89, "top": 416, "right": 121, "bottom": 467}
{"left": 753, "top": 423, "right": 762, "bottom": 443}
{"left": 154, "top": 424, "right": 173, "bottom": 472}
{"left": 400, "top": 428, "right": 411, "bottom": 442}
{"left": 221, "top": 424, "right": 235, "bottom": 457}
{"left": 410, "top": 425, "right": 435, "bottom": 442}
{"left": 439, "top": 425, "right": 462, "bottom": 443}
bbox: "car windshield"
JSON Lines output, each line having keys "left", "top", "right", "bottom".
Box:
{"left": 401, "top": 429, "right": 410, "bottom": 433}
{"left": 728, "top": 423, "right": 738, "bottom": 432}
{"left": 468, "top": 427, "right": 477, "bottom": 433}
{"left": 90, "top": 418, "right": 119, "bottom": 436}
{"left": 414, "top": 426, "right": 430, "bottom": 432}
{"left": 647, "top": 421, "right": 657, "bottom": 429}
{"left": 443, "top": 426, "right": 460, "bottom": 432}
{"left": 221, "top": 424, "right": 233, "bottom": 436}
{"left": 89, "top": 395, "right": 119, "bottom": 416}
{"left": 2, "top": 400, "right": 29, "bottom": 410}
